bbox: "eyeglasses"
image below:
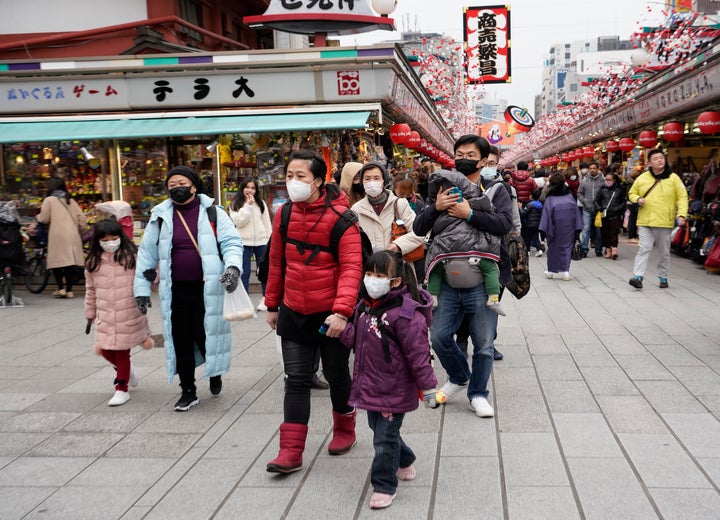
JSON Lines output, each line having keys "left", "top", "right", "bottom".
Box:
{"left": 486, "top": 160, "right": 498, "bottom": 167}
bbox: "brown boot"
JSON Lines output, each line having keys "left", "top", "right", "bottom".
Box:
{"left": 328, "top": 409, "right": 356, "bottom": 455}
{"left": 611, "top": 247, "right": 618, "bottom": 259}
{"left": 266, "top": 423, "right": 308, "bottom": 474}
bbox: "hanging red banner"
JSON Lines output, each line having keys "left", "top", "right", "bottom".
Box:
{"left": 463, "top": 5, "right": 511, "bottom": 84}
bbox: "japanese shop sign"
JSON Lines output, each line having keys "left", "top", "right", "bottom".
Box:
{"left": 464, "top": 5, "right": 511, "bottom": 84}
{"left": 253, "top": 0, "right": 375, "bottom": 16}
{"left": 0, "top": 69, "right": 379, "bottom": 114}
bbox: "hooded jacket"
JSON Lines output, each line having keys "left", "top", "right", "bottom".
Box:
{"left": 510, "top": 169, "right": 538, "bottom": 202}
{"left": 577, "top": 173, "right": 605, "bottom": 211}
{"left": 338, "top": 162, "right": 364, "bottom": 207}
{"left": 341, "top": 286, "right": 437, "bottom": 413}
{"left": 628, "top": 169, "right": 688, "bottom": 228}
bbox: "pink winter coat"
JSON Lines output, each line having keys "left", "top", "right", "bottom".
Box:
{"left": 84, "top": 252, "right": 151, "bottom": 351}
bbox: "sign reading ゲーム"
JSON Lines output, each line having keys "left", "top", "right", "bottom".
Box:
{"left": 464, "top": 5, "right": 511, "bottom": 84}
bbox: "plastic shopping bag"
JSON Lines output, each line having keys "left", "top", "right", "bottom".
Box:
{"left": 223, "top": 284, "right": 256, "bottom": 321}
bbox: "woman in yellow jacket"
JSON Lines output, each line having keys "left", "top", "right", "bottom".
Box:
{"left": 627, "top": 149, "right": 688, "bottom": 289}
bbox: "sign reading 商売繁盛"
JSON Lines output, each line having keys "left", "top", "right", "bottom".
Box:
{"left": 464, "top": 5, "right": 511, "bottom": 84}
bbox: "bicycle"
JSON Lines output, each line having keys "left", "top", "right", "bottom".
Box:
{"left": 23, "top": 240, "right": 50, "bottom": 294}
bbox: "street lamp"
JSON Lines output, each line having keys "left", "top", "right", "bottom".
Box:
{"left": 371, "top": 0, "right": 398, "bottom": 17}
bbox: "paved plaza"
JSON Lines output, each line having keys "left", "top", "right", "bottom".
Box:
{"left": 1, "top": 237, "right": 719, "bottom": 519}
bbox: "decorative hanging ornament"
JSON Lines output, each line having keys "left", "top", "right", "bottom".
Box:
{"left": 405, "top": 131, "right": 422, "bottom": 149}
{"left": 389, "top": 123, "right": 411, "bottom": 144}
{"left": 583, "top": 146, "right": 595, "bottom": 158}
{"left": 606, "top": 140, "right": 620, "bottom": 153}
{"left": 662, "top": 121, "right": 684, "bottom": 142}
{"left": 619, "top": 137, "right": 636, "bottom": 153}
{"left": 697, "top": 111, "right": 720, "bottom": 135}
{"left": 503, "top": 106, "right": 535, "bottom": 136}
{"left": 638, "top": 130, "right": 658, "bottom": 148}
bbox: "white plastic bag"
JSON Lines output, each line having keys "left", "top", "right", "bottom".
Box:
{"left": 223, "top": 285, "right": 256, "bottom": 321}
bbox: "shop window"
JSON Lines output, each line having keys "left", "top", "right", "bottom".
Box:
{"left": 118, "top": 139, "right": 168, "bottom": 220}
{"left": 178, "top": 0, "right": 203, "bottom": 42}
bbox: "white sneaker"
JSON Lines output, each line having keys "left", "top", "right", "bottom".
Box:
{"left": 436, "top": 380, "right": 468, "bottom": 404}
{"left": 560, "top": 271, "right": 572, "bottom": 281}
{"left": 108, "top": 390, "right": 130, "bottom": 406}
{"left": 256, "top": 302, "right": 267, "bottom": 312}
{"left": 129, "top": 367, "right": 138, "bottom": 388}
{"left": 469, "top": 396, "right": 494, "bottom": 417}
{"left": 535, "top": 250, "right": 543, "bottom": 257}
{"left": 544, "top": 271, "right": 554, "bottom": 279}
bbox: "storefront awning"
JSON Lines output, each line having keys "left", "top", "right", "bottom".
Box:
{"left": 0, "top": 110, "right": 372, "bottom": 143}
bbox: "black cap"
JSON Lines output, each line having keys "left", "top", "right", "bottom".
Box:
{"left": 165, "top": 166, "right": 206, "bottom": 194}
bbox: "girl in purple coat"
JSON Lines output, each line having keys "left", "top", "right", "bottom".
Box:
{"left": 341, "top": 251, "right": 438, "bottom": 510}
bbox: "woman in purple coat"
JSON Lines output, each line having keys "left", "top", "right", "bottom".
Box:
{"left": 341, "top": 251, "right": 438, "bottom": 510}
{"left": 539, "top": 174, "right": 583, "bottom": 281}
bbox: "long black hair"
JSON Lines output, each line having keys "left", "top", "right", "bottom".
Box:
{"left": 361, "top": 250, "right": 420, "bottom": 303}
{"left": 85, "top": 217, "right": 137, "bottom": 273}
{"left": 46, "top": 178, "right": 71, "bottom": 203}
{"left": 230, "top": 178, "right": 266, "bottom": 213}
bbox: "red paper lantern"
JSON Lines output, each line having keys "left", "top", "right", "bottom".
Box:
{"left": 697, "top": 111, "right": 720, "bottom": 135}
{"left": 619, "top": 138, "right": 635, "bottom": 153}
{"left": 583, "top": 146, "right": 595, "bottom": 158}
{"left": 389, "top": 123, "right": 412, "bottom": 144}
{"left": 638, "top": 130, "right": 658, "bottom": 148}
{"left": 662, "top": 121, "right": 684, "bottom": 142}
{"left": 576, "top": 149, "right": 585, "bottom": 160}
{"left": 405, "top": 131, "right": 422, "bottom": 149}
{"left": 418, "top": 140, "right": 430, "bottom": 153}
{"left": 562, "top": 153, "right": 570, "bottom": 162}
{"left": 550, "top": 155, "right": 561, "bottom": 165}
{"left": 606, "top": 140, "right": 620, "bottom": 153}
{"left": 528, "top": 162, "right": 535, "bottom": 170}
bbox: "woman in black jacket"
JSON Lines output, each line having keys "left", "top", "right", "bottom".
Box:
{"left": 594, "top": 172, "right": 627, "bottom": 259}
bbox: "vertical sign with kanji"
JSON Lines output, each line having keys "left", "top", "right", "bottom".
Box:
{"left": 464, "top": 5, "right": 511, "bottom": 84}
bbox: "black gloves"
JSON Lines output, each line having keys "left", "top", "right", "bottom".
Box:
{"left": 219, "top": 266, "right": 240, "bottom": 293}
{"left": 143, "top": 269, "right": 157, "bottom": 283}
{"left": 135, "top": 296, "right": 151, "bottom": 315}
{"left": 85, "top": 319, "right": 92, "bottom": 335}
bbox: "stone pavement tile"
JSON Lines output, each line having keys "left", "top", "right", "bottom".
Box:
{"left": 0, "top": 411, "right": 80, "bottom": 432}
{"left": 439, "top": 410, "right": 497, "bottom": 456}
{"left": 501, "top": 433, "right": 569, "bottom": 486}
{"left": 662, "top": 413, "right": 720, "bottom": 459}
{"left": 3, "top": 378, "right": 78, "bottom": 394}
{"left": 634, "top": 380, "right": 707, "bottom": 413}
{"left": 670, "top": 334, "right": 719, "bottom": 356}
{"left": 493, "top": 367, "right": 543, "bottom": 397}
{"left": 27, "top": 432, "right": 124, "bottom": 457}
{"left": 570, "top": 350, "right": 619, "bottom": 367}
{"left": 497, "top": 394, "right": 553, "bottom": 433}
{"left": 579, "top": 366, "right": 639, "bottom": 395}
{"left": 567, "top": 457, "right": 658, "bottom": 520}
{"left": 700, "top": 354, "right": 720, "bottom": 372}
{"left": 25, "top": 485, "right": 146, "bottom": 520}
{"left": 506, "top": 486, "right": 580, "bottom": 520}
{"left": 533, "top": 354, "right": 583, "bottom": 381}
{"left": 215, "top": 486, "right": 295, "bottom": 520}
{"left": 552, "top": 414, "right": 622, "bottom": 458}
{"left": 205, "top": 412, "right": 282, "bottom": 459}
{"left": 31, "top": 365, "right": 103, "bottom": 381}
{"left": 696, "top": 395, "right": 720, "bottom": 417}
{"left": 650, "top": 488, "right": 720, "bottom": 520}
{"left": 599, "top": 334, "right": 648, "bottom": 355}
{"left": 0, "top": 432, "right": 50, "bottom": 456}
{"left": 433, "top": 457, "right": 502, "bottom": 518}
{"left": 0, "top": 393, "right": 50, "bottom": 411}
{"left": 0, "top": 457, "right": 12, "bottom": 470}
{"left": 385, "top": 432, "right": 437, "bottom": 488}
{"left": 0, "top": 365, "right": 46, "bottom": 380}
{"left": 0, "top": 456, "right": 95, "bottom": 486}
{"left": 595, "top": 395, "right": 668, "bottom": 433}
{"left": 356, "top": 486, "right": 432, "bottom": 519}
{"left": 133, "top": 410, "right": 224, "bottom": 434}
{"left": 541, "top": 380, "right": 599, "bottom": 413}
{"left": 106, "top": 432, "right": 201, "bottom": 458}
{"left": 62, "top": 409, "right": 157, "bottom": 433}
{"left": 613, "top": 354, "right": 676, "bottom": 381}
{"left": 490, "top": 345, "right": 532, "bottom": 368}
{"left": 669, "top": 366, "right": 720, "bottom": 396}
{"left": 0, "top": 486, "right": 57, "bottom": 520}
{"left": 133, "top": 446, "right": 205, "bottom": 507}
{"left": 697, "top": 458, "right": 720, "bottom": 487}
{"left": 631, "top": 325, "right": 681, "bottom": 346}
{"left": 526, "top": 335, "right": 569, "bottom": 355}
{"left": 395, "top": 406, "right": 442, "bottom": 434}
{"left": 284, "top": 457, "right": 370, "bottom": 520}
{"left": 648, "top": 344, "right": 705, "bottom": 367}
{"left": 70, "top": 457, "right": 175, "bottom": 487}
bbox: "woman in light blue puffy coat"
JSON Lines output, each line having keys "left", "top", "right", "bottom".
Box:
{"left": 134, "top": 166, "right": 243, "bottom": 412}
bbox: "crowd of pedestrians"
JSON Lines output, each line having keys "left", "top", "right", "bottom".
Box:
{"left": 26, "top": 131, "right": 690, "bottom": 510}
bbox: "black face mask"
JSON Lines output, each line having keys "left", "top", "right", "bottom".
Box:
{"left": 169, "top": 186, "right": 193, "bottom": 204}
{"left": 455, "top": 159, "right": 480, "bottom": 177}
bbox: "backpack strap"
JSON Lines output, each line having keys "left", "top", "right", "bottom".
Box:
{"left": 359, "top": 295, "right": 404, "bottom": 363}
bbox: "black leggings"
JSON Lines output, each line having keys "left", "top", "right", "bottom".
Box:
{"left": 53, "top": 266, "right": 75, "bottom": 292}
{"left": 282, "top": 337, "right": 352, "bottom": 424}
{"left": 171, "top": 281, "right": 206, "bottom": 393}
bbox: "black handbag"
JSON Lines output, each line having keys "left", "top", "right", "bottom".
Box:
{"left": 571, "top": 240, "right": 584, "bottom": 261}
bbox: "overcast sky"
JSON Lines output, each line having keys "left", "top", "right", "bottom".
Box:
{"left": 339, "top": 0, "right": 663, "bottom": 115}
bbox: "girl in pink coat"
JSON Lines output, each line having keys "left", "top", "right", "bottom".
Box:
{"left": 84, "top": 218, "right": 153, "bottom": 406}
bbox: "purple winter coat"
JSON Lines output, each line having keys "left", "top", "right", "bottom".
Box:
{"left": 341, "top": 286, "right": 438, "bottom": 414}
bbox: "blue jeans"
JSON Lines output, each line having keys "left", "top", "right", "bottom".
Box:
{"left": 582, "top": 209, "right": 602, "bottom": 254}
{"left": 241, "top": 244, "right": 266, "bottom": 294}
{"left": 431, "top": 281, "right": 497, "bottom": 400}
{"left": 367, "top": 411, "right": 415, "bottom": 495}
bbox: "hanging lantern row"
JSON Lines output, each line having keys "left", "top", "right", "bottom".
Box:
{"left": 388, "top": 123, "right": 455, "bottom": 167}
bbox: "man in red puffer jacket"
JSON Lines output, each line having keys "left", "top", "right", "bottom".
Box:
{"left": 510, "top": 161, "right": 538, "bottom": 204}
{"left": 265, "top": 149, "right": 363, "bottom": 475}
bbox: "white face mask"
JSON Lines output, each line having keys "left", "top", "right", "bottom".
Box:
{"left": 364, "top": 276, "right": 393, "bottom": 299}
{"left": 100, "top": 238, "right": 121, "bottom": 253}
{"left": 287, "top": 178, "right": 317, "bottom": 202}
{"left": 570, "top": 175, "right": 578, "bottom": 181}
{"left": 480, "top": 166, "right": 498, "bottom": 180}
{"left": 363, "top": 181, "right": 384, "bottom": 198}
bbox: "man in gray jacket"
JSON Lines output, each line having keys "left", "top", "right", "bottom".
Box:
{"left": 577, "top": 162, "right": 605, "bottom": 257}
